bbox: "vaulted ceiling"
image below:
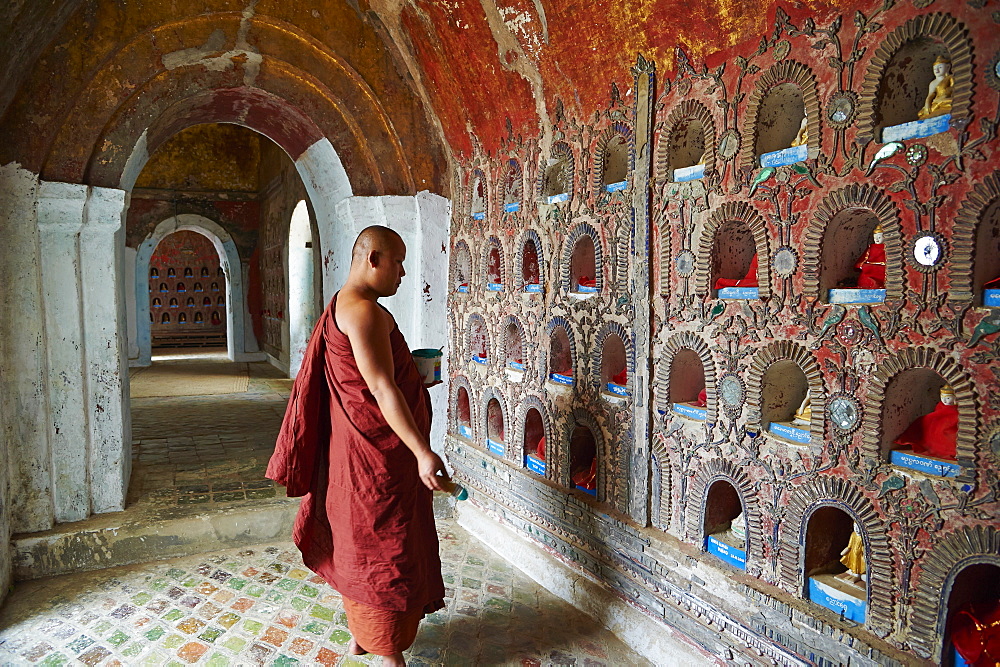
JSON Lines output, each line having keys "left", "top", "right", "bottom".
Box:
{"left": 0, "top": 0, "right": 848, "bottom": 192}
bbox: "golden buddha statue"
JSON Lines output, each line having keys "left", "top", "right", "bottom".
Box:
{"left": 917, "top": 55, "right": 953, "bottom": 120}
{"left": 790, "top": 116, "right": 808, "bottom": 147}
{"left": 836, "top": 523, "right": 866, "bottom": 586}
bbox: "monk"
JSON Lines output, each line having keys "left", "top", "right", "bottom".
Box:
{"left": 267, "top": 225, "right": 447, "bottom": 667}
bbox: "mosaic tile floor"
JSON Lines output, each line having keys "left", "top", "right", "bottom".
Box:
{"left": 0, "top": 519, "right": 650, "bottom": 666}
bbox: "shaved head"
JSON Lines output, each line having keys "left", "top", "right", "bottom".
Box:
{"left": 352, "top": 225, "right": 404, "bottom": 264}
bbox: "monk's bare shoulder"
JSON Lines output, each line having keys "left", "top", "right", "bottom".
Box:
{"left": 335, "top": 290, "right": 392, "bottom": 340}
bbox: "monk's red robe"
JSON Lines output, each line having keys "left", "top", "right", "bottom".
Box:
{"left": 855, "top": 243, "right": 886, "bottom": 289}
{"left": 713, "top": 254, "right": 759, "bottom": 289}
{"left": 893, "top": 400, "right": 958, "bottom": 460}
{"left": 266, "top": 294, "right": 445, "bottom": 615}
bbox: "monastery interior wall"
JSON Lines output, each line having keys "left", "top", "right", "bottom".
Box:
{"left": 441, "top": 0, "right": 1000, "bottom": 664}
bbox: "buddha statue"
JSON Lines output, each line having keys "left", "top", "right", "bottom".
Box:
{"left": 729, "top": 512, "right": 746, "bottom": 546}
{"left": 694, "top": 388, "right": 708, "bottom": 407}
{"left": 836, "top": 523, "right": 866, "bottom": 586}
{"left": 572, "top": 457, "right": 597, "bottom": 491}
{"left": 792, "top": 392, "right": 812, "bottom": 426}
{"left": 855, "top": 225, "right": 886, "bottom": 289}
{"left": 917, "top": 55, "right": 954, "bottom": 120}
{"left": 893, "top": 384, "right": 958, "bottom": 460}
{"left": 985, "top": 274, "right": 1000, "bottom": 290}
{"left": 790, "top": 116, "right": 808, "bottom": 147}
{"left": 611, "top": 367, "right": 627, "bottom": 386}
{"left": 951, "top": 599, "right": 1000, "bottom": 667}
{"left": 534, "top": 436, "right": 545, "bottom": 461}
{"left": 713, "top": 253, "right": 759, "bottom": 289}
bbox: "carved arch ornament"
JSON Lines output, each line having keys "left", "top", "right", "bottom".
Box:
{"left": 803, "top": 183, "right": 905, "bottom": 301}
{"left": 654, "top": 331, "right": 718, "bottom": 424}
{"left": 592, "top": 122, "right": 635, "bottom": 194}
{"left": 449, "top": 375, "right": 475, "bottom": 438}
{"left": 515, "top": 396, "right": 553, "bottom": 474}
{"left": 452, "top": 239, "right": 473, "bottom": 288}
{"left": 563, "top": 407, "right": 605, "bottom": 499}
{"left": 561, "top": 222, "right": 605, "bottom": 293}
{"left": 480, "top": 385, "right": 512, "bottom": 461}
{"left": 468, "top": 166, "right": 489, "bottom": 217}
{"left": 684, "top": 459, "right": 764, "bottom": 565}
{"left": 591, "top": 320, "right": 633, "bottom": 395}
{"left": 950, "top": 171, "right": 1000, "bottom": 302}
{"left": 480, "top": 235, "right": 507, "bottom": 287}
{"left": 856, "top": 13, "right": 974, "bottom": 144}
{"left": 744, "top": 340, "right": 826, "bottom": 443}
{"left": 739, "top": 59, "right": 821, "bottom": 171}
{"left": 515, "top": 228, "right": 546, "bottom": 290}
{"left": 538, "top": 141, "right": 575, "bottom": 201}
{"left": 778, "top": 476, "right": 894, "bottom": 636}
{"left": 656, "top": 99, "right": 718, "bottom": 181}
{"left": 648, "top": 439, "right": 672, "bottom": 530}
{"left": 500, "top": 314, "right": 528, "bottom": 371}
{"left": 466, "top": 313, "right": 491, "bottom": 365}
{"left": 694, "top": 201, "right": 772, "bottom": 299}
{"left": 544, "top": 316, "right": 581, "bottom": 379}
{"left": 861, "top": 346, "right": 978, "bottom": 479}
{"left": 909, "top": 526, "right": 1000, "bottom": 660}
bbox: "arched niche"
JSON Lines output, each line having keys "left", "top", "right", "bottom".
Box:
{"left": 803, "top": 506, "right": 869, "bottom": 623}
{"left": 483, "top": 236, "right": 505, "bottom": 291}
{"left": 760, "top": 360, "right": 811, "bottom": 444}
{"left": 453, "top": 240, "right": 473, "bottom": 293}
{"left": 740, "top": 61, "right": 820, "bottom": 170}
{"left": 546, "top": 318, "right": 575, "bottom": 386}
{"left": 519, "top": 230, "right": 543, "bottom": 291}
{"left": 596, "top": 125, "right": 632, "bottom": 191}
{"left": 161, "top": 312, "right": 170, "bottom": 324}
{"left": 200, "top": 267, "right": 209, "bottom": 277}
{"left": 702, "top": 480, "right": 748, "bottom": 570}
{"left": 467, "top": 314, "right": 489, "bottom": 365}
{"left": 563, "top": 223, "right": 602, "bottom": 295}
{"left": 185, "top": 297, "right": 195, "bottom": 307}
{"left": 167, "top": 267, "right": 176, "bottom": 277}
{"left": 150, "top": 267, "right": 159, "bottom": 278}
{"left": 503, "top": 316, "right": 526, "bottom": 374}
{"left": 863, "top": 347, "right": 977, "bottom": 478}
{"left": 857, "top": 14, "right": 973, "bottom": 143}
{"left": 696, "top": 202, "right": 771, "bottom": 299}
{"left": 194, "top": 312, "right": 203, "bottom": 324}
{"left": 183, "top": 267, "right": 193, "bottom": 278}
{"left": 484, "top": 392, "right": 507, "bottom": 457}
{"left": 451, "top": 377, "right": 474, "bottom": 440}
{"left": 522, "top": 403, "right": 548, "bottom": 476}
{"left": 779, "top": 476, "right": 894, "bottom": 635}
{"left": 541, "top": 142, "right": 573, "bottom": 203}
{"left": 470, "top": 168, "right": 487, "bottom": 219}
{"left": 178, "top": 312, "right": 187, "bottom": 324}
{"left": 600, "top": 332, "right": 628, "bottom": 396}
{"left": 656, "top": 332, "right": 717, "bottom": 423}
{"left": 941, "top": 563, "right": 1000, "bottom": 666}
{"left": 658, "top": 100, "right": 717, "bottom": 183}
{"left": 909, "top": 526, "right": 1000, "bottom": 662}
{"left": 569, "top": 422, "right": 598, "bottom": 497}
{"left": 502, "top": 158, "right": 523, "bottom": 212}
{"left": 951, "top": 173, "right": 1000, "bottom": 306}
{"left": 804, "top": 184, "right": 904, "bottom": 302}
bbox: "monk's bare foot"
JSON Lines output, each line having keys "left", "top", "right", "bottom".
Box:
{"left": 348, "top": 637, "right": 368, "bottom": 655}
{"left": 382, "top": 653, "right": 405, "bottom": 667}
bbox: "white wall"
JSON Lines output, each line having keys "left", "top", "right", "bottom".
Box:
{"left": 335, "top": 192, "right": 452, "bottom": 453}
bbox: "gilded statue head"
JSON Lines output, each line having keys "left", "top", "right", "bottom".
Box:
{"left": 933, "top": 54, "right": 952, "bottom": 77}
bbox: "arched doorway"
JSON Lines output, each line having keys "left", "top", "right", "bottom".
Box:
{"left": 133, "top": 215, "right": 251, "bottom": 366}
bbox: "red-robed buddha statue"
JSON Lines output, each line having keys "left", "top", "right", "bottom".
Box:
{"left": 713, "top": 253, "right": 759, "bottom": 289}
{"left": 893, "top": 385, "right": 958, "bottom": 460}
{"left": 855, "top": 225, "right": 886, "bottom": 289}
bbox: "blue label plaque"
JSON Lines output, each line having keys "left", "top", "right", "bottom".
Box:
{"left": 523, "top": 283, "right": 543, "bottom": 293}
{"left": 768, "top": 421, "right": 811, "bottom": 444}
{"left": 606, "top": 382, "right": 629, "bottom": 397}
{"left": 486, "top": 282, "right": 503, "bottom": 292}
{"left": 718, "top": 287, "right": 760, "bottom": 300}
{"left": 504, "top": 202, "right": 520, "bottom": 213}
{"left": 457, "top": 284, "right": 469, "bottom": 293}
{"left": 508, "top": 361, "right": 525, "bottom": 372}
{"left": 759, "top": 143, "right": 808, "bottom": 168}
{"left": 881, "top": 114, "right": 951, "bottom": 143}
{"left": 575, "top": 485, "right": 597, "bottom": 497}
{"left": 549, "top": 373, "right": 574, "bottom": 386}
{"left": 808, "top": 577, "right": 866, "bottom": 623}
{"left": 828, "top": 288, "right": 886, "bottom": 304}
{"left": 457, "top": 424, "right": 473, "bottom": 439}
{"left": 605, "top": 180, "right": 628, "bottom": 192}
{"left": 891, "top": 449, "right": 960, "bottom": 477}
{"left": 673, "top": 403, "right": 707, "bottom": 420}
{"left": 471, "top": 211, "right": 486, "bottom": 220}
{"left": 674, "top": 164, "right": 705, "bottom": 182}
{"left": 985, "top": 289, "right": 1000, "bottom": 307}
{"left": 525, "top": 454, "right": 546, "bottom": 476}
{"left": 547, "top": 192, "right": 570, "bottom": 204}
{"left": 576, "top": 284, "right": 599, "bottom": 293}
{"left": 705, "top": 535, "right": 747, "bottom": 570}
{"left": 487, "top": 439, "right": 505, "bottom": 456}
{"left": 472, "top": 355, "right": 488, "bottom": 365}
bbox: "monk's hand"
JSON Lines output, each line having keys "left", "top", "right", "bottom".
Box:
{"left": 417, "top": 450, "right": 448, "bottom": 491}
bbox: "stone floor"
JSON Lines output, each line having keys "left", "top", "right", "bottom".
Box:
{"left": 1, "top": 353, "right": 650, "bottom": 666}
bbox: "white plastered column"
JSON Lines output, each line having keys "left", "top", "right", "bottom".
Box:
{"left": 334, "top": 192, "right": 452, "bottom": 453}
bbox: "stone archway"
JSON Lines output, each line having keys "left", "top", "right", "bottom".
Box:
{"left": 134, "top": 214, "right": 255, "bottom": 366}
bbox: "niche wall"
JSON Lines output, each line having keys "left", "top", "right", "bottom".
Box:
{"left": 148, "top": 231, "right": 226, "bottom": 346}
{"left": 444, "top": 1, "right": 998, "bottom": 664}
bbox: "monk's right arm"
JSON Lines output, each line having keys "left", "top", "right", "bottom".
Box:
{"left": 344, "top": 300, "right": 447, "bottom": 491}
